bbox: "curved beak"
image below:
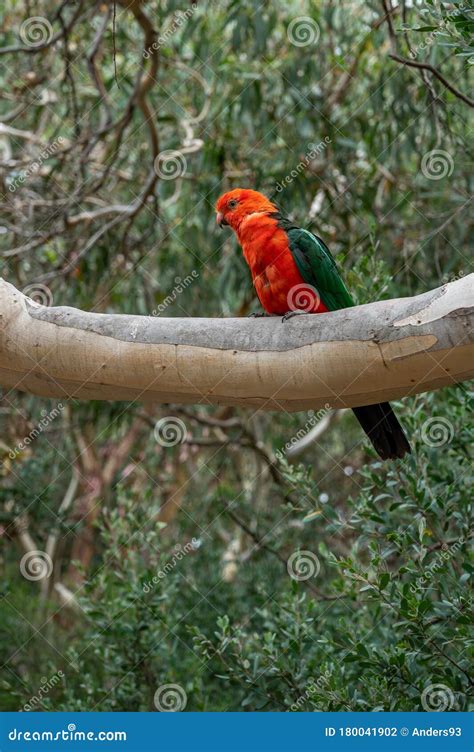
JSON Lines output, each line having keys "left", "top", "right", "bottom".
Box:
{"left": 216, "top": 212, "right": 228, "bottom": 228}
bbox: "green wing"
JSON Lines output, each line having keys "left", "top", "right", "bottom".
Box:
{"left": 286, "top": 227, "right": 354, "bottom": 311}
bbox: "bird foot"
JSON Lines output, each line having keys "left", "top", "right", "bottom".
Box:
{"left": 248, "top": 312, "right": 268, "bottom": 318}
{"left": 281, "top": 310, "right": 307, "bottom": 322}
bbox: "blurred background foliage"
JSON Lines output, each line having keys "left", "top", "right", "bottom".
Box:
{"left": 0, "top": 0, "right": 472, "bottom": 711}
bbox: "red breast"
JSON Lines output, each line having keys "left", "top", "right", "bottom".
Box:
{"left": 236, "top": 214, "right": 328, "bottom": 315}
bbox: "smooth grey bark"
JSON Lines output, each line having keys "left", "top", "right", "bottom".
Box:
{"left": 0, "top": 275, "right": 472, "bottom": 411}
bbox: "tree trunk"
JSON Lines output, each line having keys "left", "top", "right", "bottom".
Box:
{"left": 0, "top": 275, "right": 472, "bottom": 410}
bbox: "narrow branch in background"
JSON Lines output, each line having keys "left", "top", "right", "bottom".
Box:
{"left": 399, "top": 0, "right": 442, "bottom": 136}
{"left": 286, "top": 410, "right": 345, "bottom": 459}
{"left": 226, "top": 508, "right": 341, "bottom": 601}
{"left": 112, "top": 0, "right": 120, "bottom": 88}
{"left": 87, "top": 2, "right": 113, "bottom": 128}
{"left": 389, "top": 54, "right": 474, "bottom": 108}
{"left": 178, "top": 409, "right": 285, "bottom": 487}
{"left": 42, "top": 467, "right": 80, "bottom": 601}
{"left": 381, "top": 0, "right": 397, "bottom": 53}
{"left": 54, "top": 582, "right": 83, "bottom": 614}
{"left": 13, "top": 513, "right": 38, "bottom": 556}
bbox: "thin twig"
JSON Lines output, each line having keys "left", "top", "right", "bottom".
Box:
{"left": 389, "top": 54, "right": 474, "bottom": 108}
{"left": 226, "top": 508, "right": 342, "bottom": 601}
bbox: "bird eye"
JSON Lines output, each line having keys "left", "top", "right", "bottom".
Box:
{"left": 228, "top": 199, "right": 238, "bottom": 208}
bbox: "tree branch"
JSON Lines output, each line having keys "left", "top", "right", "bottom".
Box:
{"left": 389, "top": 54, "right": 474, "bottom": 108}
{"left": 0, "top": 276, "right": 473, "bottom": 410}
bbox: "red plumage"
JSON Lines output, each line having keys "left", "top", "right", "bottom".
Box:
{"left": 215, "top": 189, "right": 328, "bottom": 315}
{"left": 215, "top": 188, "right": 411, "bottom": 460}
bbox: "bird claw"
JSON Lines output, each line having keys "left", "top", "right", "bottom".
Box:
{"left": 281, "top": 310, "right": 307, "bottom": 323}
{"left": 248, "top": 312, "right": 268, "bottom": 318}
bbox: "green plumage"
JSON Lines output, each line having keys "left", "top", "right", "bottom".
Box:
{"left": 286, "top": 228, "right": 354, "bottom": 311}
{"left": 283, "top": 226, "right": 410, "bottom": 460}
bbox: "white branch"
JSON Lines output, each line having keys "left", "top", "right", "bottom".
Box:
{"left": 286, "top": 410, "right": 346, "bottom": 458}
{"left": 0, "top": 276, "right": 472, "bottom": 410}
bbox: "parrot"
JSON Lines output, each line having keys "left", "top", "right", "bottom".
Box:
{"left": 215, "top": 188, "right": 411, "bottom": 460}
